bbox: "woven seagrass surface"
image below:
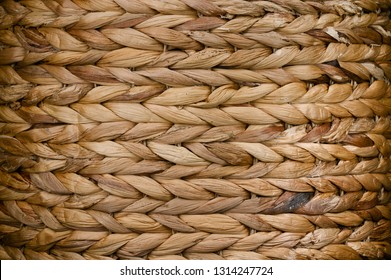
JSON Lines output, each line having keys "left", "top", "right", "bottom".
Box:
{"left": 0, "top": 0, "right": 391, "bottom": 260}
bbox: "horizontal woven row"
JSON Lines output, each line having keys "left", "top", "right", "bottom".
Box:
{"left": 0, "top": 0, "right": 391, "bottom": 259}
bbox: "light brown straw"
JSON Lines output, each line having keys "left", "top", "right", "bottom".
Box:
{"left": 0, "top": 0, "right": 390, "bottom": 260}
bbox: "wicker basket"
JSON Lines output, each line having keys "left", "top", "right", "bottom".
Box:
{"left": 0, "top": 0, "right": 390, "bottom": 260}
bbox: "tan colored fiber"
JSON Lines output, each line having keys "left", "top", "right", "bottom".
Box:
{"left": 0, "top": 0, "right": 390, "bottom": 260}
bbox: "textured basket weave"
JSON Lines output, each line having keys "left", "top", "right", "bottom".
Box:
{"left": 0, "top": 0, "right": 391, "bottom": 260}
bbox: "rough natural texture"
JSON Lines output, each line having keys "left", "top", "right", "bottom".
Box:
{"left": 0, "top": 0, "right": 391, "bottom": 260}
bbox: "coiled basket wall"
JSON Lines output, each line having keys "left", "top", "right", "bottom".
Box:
{"left": 0, "top": 0, "right": 390, "bottom": 260}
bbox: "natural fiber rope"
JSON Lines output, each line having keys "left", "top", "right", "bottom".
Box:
{"left": 0, "top": 0, "right": 390, "bottom": 260}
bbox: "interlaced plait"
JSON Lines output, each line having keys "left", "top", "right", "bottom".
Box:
{"left": 0, "top": 0, "right": 390, "bottom": 260}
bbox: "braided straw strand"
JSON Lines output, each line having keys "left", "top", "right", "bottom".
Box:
{"left": 0, "top": 0, "right": 391, "bottom": 260}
